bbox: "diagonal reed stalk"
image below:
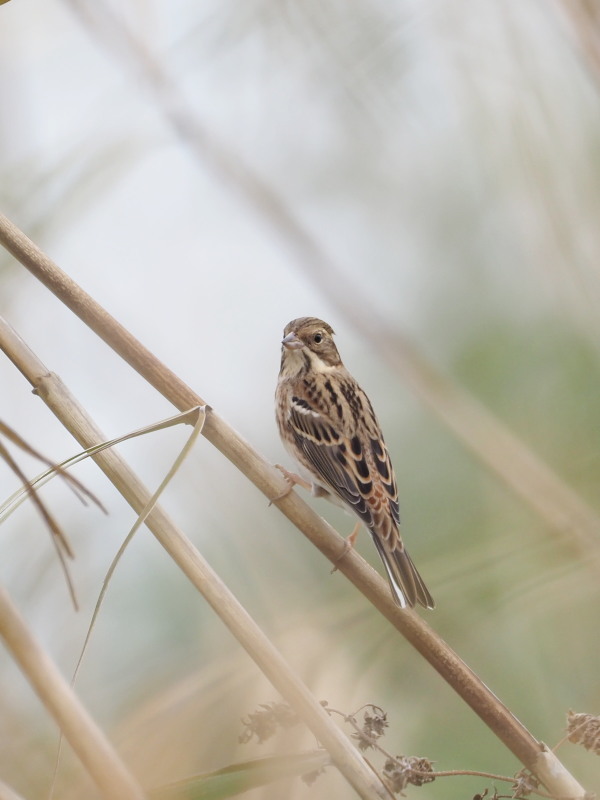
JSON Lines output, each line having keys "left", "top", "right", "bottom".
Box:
{"left": 0, "top": 214, "right": 590, "bottom": 798}
{"left": 0, "top": 317, "right": 388, "bottom": 800}
{"left": 0, "top": 586, "right": 147, "bottom": 800}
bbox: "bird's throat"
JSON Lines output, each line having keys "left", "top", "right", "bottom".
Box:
{"left": 279, "top": 348, "right": 338, "bottom": 379}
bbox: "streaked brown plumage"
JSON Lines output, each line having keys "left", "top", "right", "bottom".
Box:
{"left": 275, "top": 316, "right": 434, "bottom": 609}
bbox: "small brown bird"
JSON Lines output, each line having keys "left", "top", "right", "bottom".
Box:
{"left": 275, "top": 317, "right": 434, "bottom": 609}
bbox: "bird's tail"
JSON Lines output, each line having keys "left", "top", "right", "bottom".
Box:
{"left": 371, "top": 537, "right": 434, "bottom": 610}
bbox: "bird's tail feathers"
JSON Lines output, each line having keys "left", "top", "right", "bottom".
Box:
{"left": 372, "top": 537, "right": 435, "bottom": 610}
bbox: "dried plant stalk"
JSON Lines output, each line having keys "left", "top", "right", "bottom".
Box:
{"left": 0, "top": 318, "right": 387, "bottom": 800}
{"left": 0, "top": 587, "right": 146, "bottom": 800}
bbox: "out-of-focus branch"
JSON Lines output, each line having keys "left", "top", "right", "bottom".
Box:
{"left": 0, "top": 779, "right": 26, "bottom": 800}
{"left": 0, "top": 437, "right": 77, "bottom": 607}
{"left": 63, "top": 0, "right": 600, "bottom": 567}
{"left": 0, "top": 318, "right": 387, "bottom": 800}
{"left": 561, "top": 0, "right": 600, "bottom": 83}
{"left": 0, "top": 418, "right": 106, "bottom": 512}
{"left": 0, "top": 587, "right": 147, "bottom": 800}
{"left": 0, "top": 216, "right": 590, "bottom": 799}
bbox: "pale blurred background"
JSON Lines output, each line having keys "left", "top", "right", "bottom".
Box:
{"left": 1, "top": 1, "right": 599, "bottom": 798}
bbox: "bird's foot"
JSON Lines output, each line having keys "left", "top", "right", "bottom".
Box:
{"left": 330, "top": 521, "right": 361, "bottom": 573}
{"left": 268, "top": 465, "right": 312, "bottom": 506}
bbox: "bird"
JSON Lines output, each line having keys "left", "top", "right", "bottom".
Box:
{"left": 275, "top": 316, "right": 434, "bottom": 610}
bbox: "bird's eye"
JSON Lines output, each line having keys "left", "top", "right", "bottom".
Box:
{"left": 313, "top": 332, "right": 323, "bottom": 344}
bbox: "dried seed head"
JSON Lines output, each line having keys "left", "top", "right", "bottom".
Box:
{"left": 567, "top": 711, "right": 600, "bottom": 755}
{"left": 351, "top": 707, "right": 389, "bottom": 752}
{"left": 239, "top": 701, "right": 299, "bottom": 744}
{"left": 301, "top": 766, "right": 327, "bottom": 786}
{"left": 383, "top": 755, "right": 435, "bottom": 793}
{"left": 511, "top": 768, "right": 539, "bottom": 797}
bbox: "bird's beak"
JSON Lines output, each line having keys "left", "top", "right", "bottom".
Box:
{"left": 281, "top": 332, "right": 304, "bottom": 350}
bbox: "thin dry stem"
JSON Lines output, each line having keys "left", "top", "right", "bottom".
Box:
{"left": 0, "top": 318, "right": 387, "bottom": 800}
{"left": 0, "top": 418, "right": 106, "bottom": 512}
{"left": 0, "top": 438, "right": 77, "bottom": 608}
{"left": 0, "top": 587, "right": 146, "bottom": 800}
{"left": 0, "top": 218, "right": 589, "bottom": 799}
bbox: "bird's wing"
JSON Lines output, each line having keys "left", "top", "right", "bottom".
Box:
{"left": 287, "top": 392, "right": 400, "bottom": 534}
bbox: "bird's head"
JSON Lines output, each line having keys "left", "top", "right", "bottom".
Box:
{"left": 279, "top": 317, "right": 342, "bottom": 376}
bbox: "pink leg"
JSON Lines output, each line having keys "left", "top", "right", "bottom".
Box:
{"left": 330, "top": 521, "right": 361, "bottom": 573}
{"left": 346, "top": 522, "right": 360, "bottom": 548}
{"left": 269, "top": 464, "right": 312, "bottom": 505}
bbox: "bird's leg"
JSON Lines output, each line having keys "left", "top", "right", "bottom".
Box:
{"left": 330, "top": 521, "right": 361, "bottom": 573}
{"left": 269, "top": 464, "right": 312, "bottom": 505}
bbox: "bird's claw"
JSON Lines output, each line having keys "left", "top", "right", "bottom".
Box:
{"left": 330, "top": 522, "right": 361, "bottom": 573}
{"left": 268, "top": 465, "right": 311, "bottom": 506}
